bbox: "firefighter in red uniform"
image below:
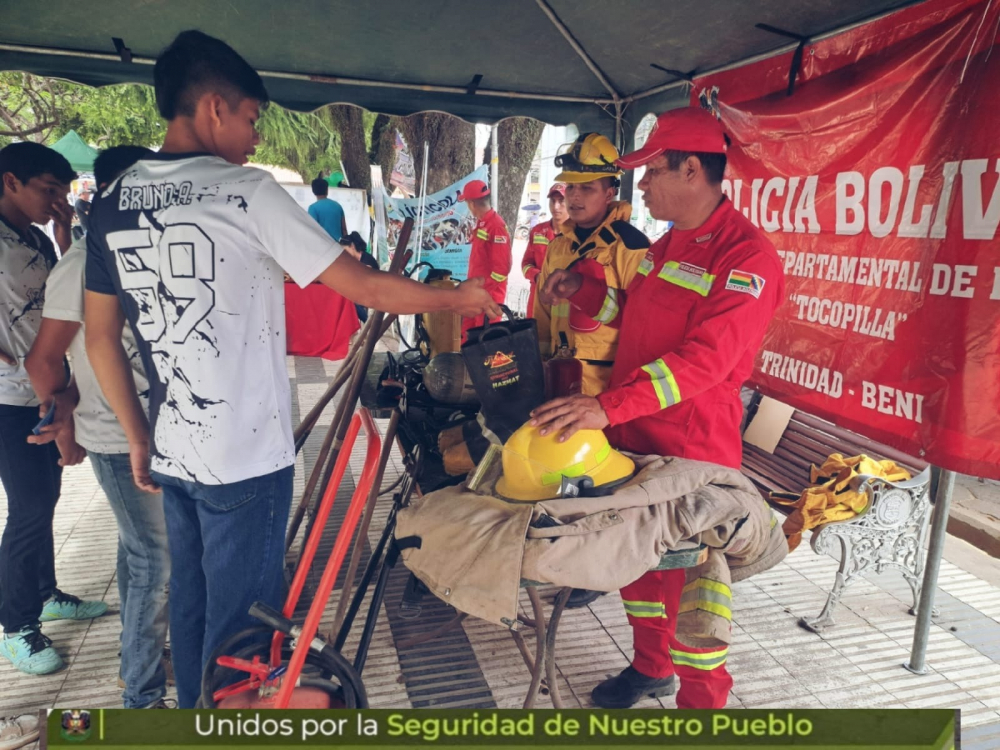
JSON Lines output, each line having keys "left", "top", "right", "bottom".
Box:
{"left": 521, "top": 183, "right": 567, "bottom": 318}
{"left": 459, "top": 179, "right": 511, "bottom": 340}
{"left": 531, "top": 107, "right": 785, "bottom": 710}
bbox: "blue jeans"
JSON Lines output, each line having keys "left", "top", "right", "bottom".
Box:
{"left": 90, "top": 452, "right": 170, "bottom": 708}
{"left": 153, "top": 466, "right": 293, "bottom": 708}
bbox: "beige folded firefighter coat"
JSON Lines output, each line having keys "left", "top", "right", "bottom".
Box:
{"left": 395, "top": 455, "right": 786, "bottom": 626}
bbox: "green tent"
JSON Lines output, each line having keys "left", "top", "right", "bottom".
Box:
{"left": 50, "top": 130, "right": 98, "bottom": 173}
{"left": 0, "top": 0, "right": 916, "bottom": 136}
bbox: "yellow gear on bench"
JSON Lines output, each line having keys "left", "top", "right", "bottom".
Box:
{"left": 496, "top": 422, "right": 635, "bottom": 502}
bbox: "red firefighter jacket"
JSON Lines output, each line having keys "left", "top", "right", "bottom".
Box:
{"left": 570, "top": 197, "right": 784, "bottom": 469}
{"left": 521, "top": 219, "right": 556, "bottom": 317}
{"left": 463, "top": 208, "right": 511, "bottom": 339}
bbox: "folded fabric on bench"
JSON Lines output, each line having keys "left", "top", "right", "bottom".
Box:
{"left": 770, "top": 453, "right": 911, "bottom": 551}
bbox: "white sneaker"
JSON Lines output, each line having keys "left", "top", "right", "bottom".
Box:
{"left": 0, "top": 714, "right": 40, "bottom": 750}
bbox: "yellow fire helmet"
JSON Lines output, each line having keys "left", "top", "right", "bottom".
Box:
{"left": 495, "top": 422, "right": 635, "bottom": 502}
{"left": 554, "top": 133, "right": 623, "bottom": 185}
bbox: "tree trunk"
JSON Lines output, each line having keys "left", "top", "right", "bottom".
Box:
{"left": 368, "top": 114, "right": 397, "bottom": 189}
{"left": 328, "top": 104, "right": 371, "bottom": 193}
{"left": 396, "top": 112, "right": 475, "bottom": 194}
{"left": 482, "top": 118, "right": 545, "bottom": 231}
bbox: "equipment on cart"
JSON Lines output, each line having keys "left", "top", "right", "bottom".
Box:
{"left": 416, "top": 269, "right": 463, "bottom": 360}
{"left": 422, "top": 352, "right": 479, "bottom": 406}
{"left": 200, "top": 411, "right": 381, "bottom": 708}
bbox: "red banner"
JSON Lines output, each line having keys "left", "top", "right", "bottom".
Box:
{"left": 691, "top": 0, "right": 1000, "bottom": 477}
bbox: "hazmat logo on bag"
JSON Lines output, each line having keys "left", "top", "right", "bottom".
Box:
{"left": 485, "top": 351, "right": 515, "bottom": 368}
{"left": 61, "top": 710, "right": 92, "bottom": 742}
{"left": 484, "top": 351, "right": 520, "bottom": 388}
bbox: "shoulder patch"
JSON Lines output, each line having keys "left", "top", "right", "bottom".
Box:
{"left": 611, "top": 220, "right": 650, "bottom": 250}
{"left": 725, "top": 269, "right": 766, "bottom": 298}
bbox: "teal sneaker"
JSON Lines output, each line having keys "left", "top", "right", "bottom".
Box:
{"left": 40, "top": 590, "right": 108, "bottom": 622}
{"left": 1, "top": 625, "right": 64, "bottom": 675}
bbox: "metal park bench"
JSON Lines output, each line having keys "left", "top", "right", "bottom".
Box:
{"left": 740, "top": 396, "right": 933, "bottom": 633}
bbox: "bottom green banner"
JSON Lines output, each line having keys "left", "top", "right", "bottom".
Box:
{"left": 47, "top": 708, "right": 957, "bottom": 749}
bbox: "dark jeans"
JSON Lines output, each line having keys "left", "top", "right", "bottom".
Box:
{"left": 153, "top": 465, "right": 293, "bottom": 708}
{"left": 0, "top": 404, "right": 62, "bottom": 632}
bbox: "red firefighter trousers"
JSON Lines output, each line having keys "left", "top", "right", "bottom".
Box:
{"left": 620, "top": 567, "right": 733, "bottom": 708}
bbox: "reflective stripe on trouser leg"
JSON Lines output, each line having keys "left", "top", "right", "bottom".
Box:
{"left": 619, "top": 568, "right": 682, "bottom": 679}
{"left": 669, "top": 636, "right": 733, "bottom": 709}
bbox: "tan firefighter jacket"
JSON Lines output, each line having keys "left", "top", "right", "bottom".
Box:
{"left": 395, "top": 455, "right": 786, "bottom": 633}
{"left": 533, "top": 201, "right": 648, "bottom": 395}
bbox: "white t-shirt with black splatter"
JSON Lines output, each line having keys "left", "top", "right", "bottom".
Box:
{"left": 0, "top": 215, "right": 58, "bottom": 407}
{"left": 86, "top": 153, "right": 342, "bottom": 485}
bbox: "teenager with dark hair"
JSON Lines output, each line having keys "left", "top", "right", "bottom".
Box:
{"left": 0, "top": 142, "right": 108, "bottom": 676}
{"left": 84, "top": 30, "right": 498, "bottom": 706}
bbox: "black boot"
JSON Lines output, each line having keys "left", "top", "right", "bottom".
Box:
{"left": 591, "top": 666, "right": 676, "bottom": 708}
{"left": 565, "top": 588, "right": 606, "bottom": 609}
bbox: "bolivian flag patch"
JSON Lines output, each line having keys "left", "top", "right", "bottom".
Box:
{"left": 725, "top": 269, "right": 765, "bottom": 298}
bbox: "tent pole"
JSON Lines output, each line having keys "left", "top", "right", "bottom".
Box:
{"left": 490, "top": 125, "right": 499, "bottom": 212}
{"left": 414, "top": 142, "right": 429, "bottom": 267}
{"left": 533, "top": 0, "right": 622, "bottom": 104}
{"left": 904, "top": 466, "right": 956, "bottom": 675}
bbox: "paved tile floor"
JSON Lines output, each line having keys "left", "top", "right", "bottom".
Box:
{"left": 2, "top": 354, "right": 999, "bottom": 749}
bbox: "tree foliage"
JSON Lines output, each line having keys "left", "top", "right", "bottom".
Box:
{"left": 253, "top": 105, "right": 342, "bottom": 182}
{"left": 0, "top": 72, "right": 69, "bottom": 145}
{"left": 0, "top": 74, "right": 345, "bottom": 182}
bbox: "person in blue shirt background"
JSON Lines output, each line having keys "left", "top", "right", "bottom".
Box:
{"left": 307, "top": 176, "right": 347, "bottom": 241}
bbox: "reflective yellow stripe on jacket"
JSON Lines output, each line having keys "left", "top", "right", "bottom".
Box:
{"left": 640, "top": 357, "right": 681, "bottom": 409}
{"left": 595, "top": 288, "right": 619, "bottom": 325}
{"left": 657, "top": 261, "right": 716, "bottom": 297}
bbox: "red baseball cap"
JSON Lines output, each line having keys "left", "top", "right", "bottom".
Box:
{"left": 617, "top": 108, "right": 728, "bottom": 170}
{"left": 458, "top": 179, "right": 490, "bottom": 201}
{"left": 546, "top": 183, "right": 566, "bottom": 198}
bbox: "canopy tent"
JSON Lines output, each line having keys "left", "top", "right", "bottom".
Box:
{"left": 49, "top": 129, "right": 98, "bottom": 172}
{"left": 0, "top": 0, "right": 971, "bottom": 680}
{"left": 1, "top": 0, "right": 920, "bottom": 145}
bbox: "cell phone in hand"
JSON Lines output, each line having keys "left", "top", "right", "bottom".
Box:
{"left": 32, "top": 405, "right": 56, "bottom": 436}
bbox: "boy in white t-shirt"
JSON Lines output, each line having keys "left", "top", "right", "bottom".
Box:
{"left": 84, "top": 30, "right": 499, "bottom": 707}
{"left": 27, "top": 146, "right": 171, "bottom": 707}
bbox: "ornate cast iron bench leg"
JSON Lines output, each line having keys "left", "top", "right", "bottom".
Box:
{"left": 800, "top": 467, "right": 933, "bottom": 633}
